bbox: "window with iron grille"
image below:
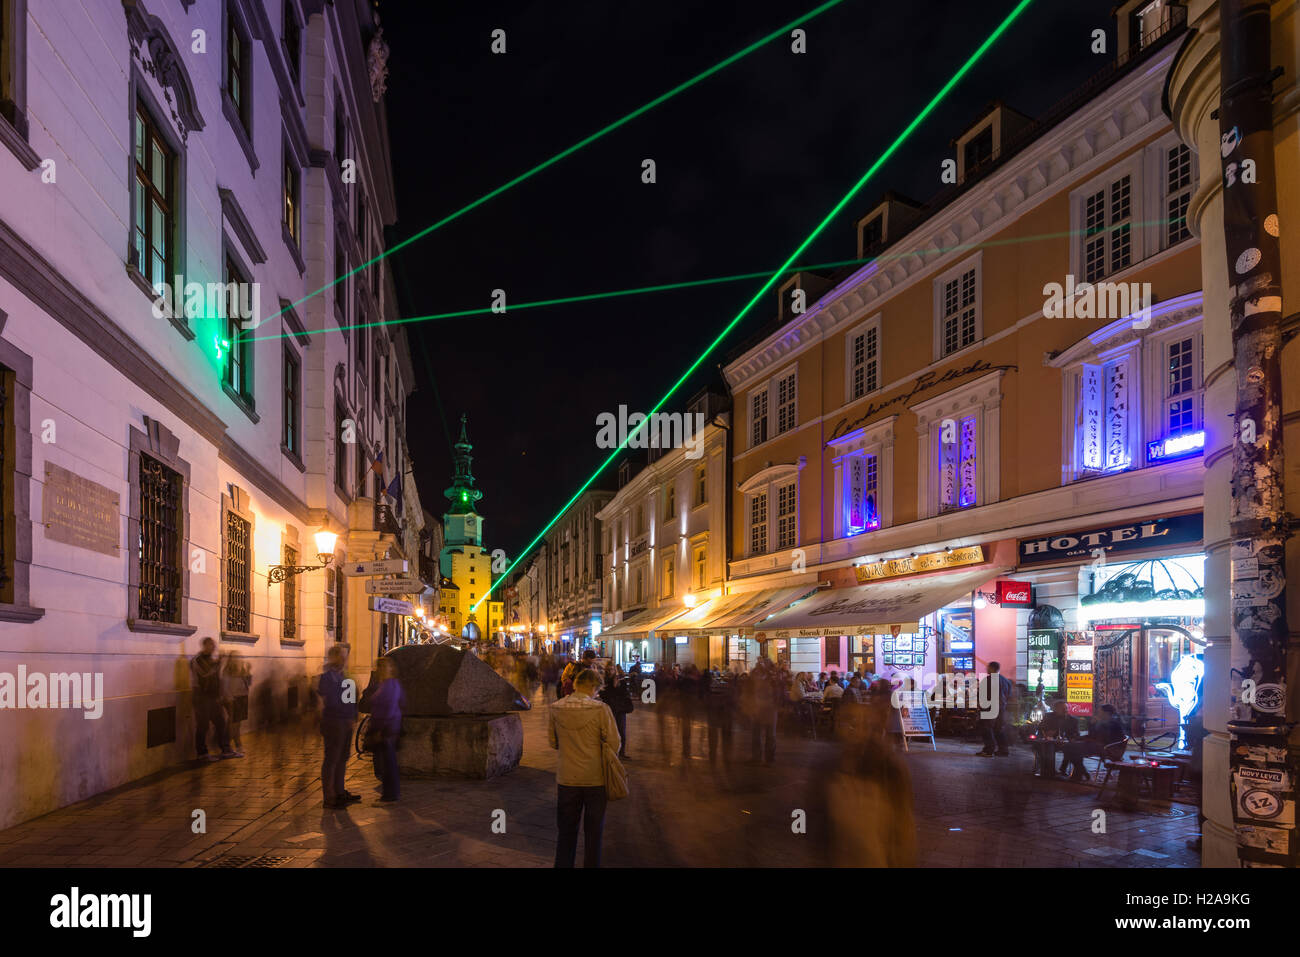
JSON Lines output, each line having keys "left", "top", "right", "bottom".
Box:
{"left": 139, "top": 453, "right": 183, "bottom": 623}
{"left": 1082, "top": 175, "right": 1132, "bottom": 282}
{"left": 776, "top": 481, "right": 797, "bottom": 550}
{"left": 750, "top": 492, "right": 768, "bottom": 555}
{"left": 1166, "top": 144, "right": 1193, "bottom": 247}
{"left": 849, "top": 322, "right": 879, "bottom": 400}
{"left": 133, "top": 103, "right": 174, "bottom": 290}
{"left": 282, "top": 544, "right": 298, "bottom": 639}
{"left": 940, "top": 268, "right": 978, "bottom": 357}
{"left": 225, "top": 510, "right": 251, "bottom": 632}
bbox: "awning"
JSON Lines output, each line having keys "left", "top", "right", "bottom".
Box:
{"left": 753, "top": 566, "right": 1010, "bottom": 640}
{"left": 663, "top": 585, "right": 820, "bottom": 637}
{"left": 601, "top": 603, "right": 690, "bottom": 640}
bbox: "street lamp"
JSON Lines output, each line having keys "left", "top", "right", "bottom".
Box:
{"left": 268, "top": 529, "right": 339, "bottom": 583}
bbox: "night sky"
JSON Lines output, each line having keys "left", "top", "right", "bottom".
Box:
{"left": 381, "top": 0, "right": 1117, "bottom": 560}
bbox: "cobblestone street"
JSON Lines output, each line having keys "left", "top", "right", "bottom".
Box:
{"left": 0, "top": 698, "right": 1198, "bottom": 868}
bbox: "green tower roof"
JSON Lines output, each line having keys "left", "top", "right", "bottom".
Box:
{"left": 444, "top": 413, "right": 483, "bottom": 514}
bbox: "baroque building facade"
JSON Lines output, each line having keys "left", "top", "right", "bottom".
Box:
{"left": 0, "top": 0, "right": 426, "bottom": 828}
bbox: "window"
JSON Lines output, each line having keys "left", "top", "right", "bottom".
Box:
{"left": 138, "top": 454, "right": 183, "bottom": 623}
{"left": 848, "top": 318, "right": 880, "bottom": 401}
{"left": 356, "top": 325, "right": 367, "bottom": 380}
{"left": 860, "top": 215, "right": 882, "bottom": 253}
{"left": 282, "top": 0, "right": 301, "bottom": 81}
{"left": 225, "top": 3, "right": 251, "bottom": 134}
{"left": 662, "top": 558, "right": 674, "bottom": 599}
{"left": 0, "top": 0, "right": 34, "bottom": 159}
{"left": 664, "top": 483, "right": 675, "bottom": 520}
{"left": 282, "top": 544, "right": 297, "bottom": 640}
{"left": 634, "top": 505, "right": 644, "bottom": 538}
{"left": 1083, "top": 174, "right": 1133, "bottom": 282}
{"left": 695, "top": 465, "right": 707, "bottom": 506}
{"left": 694, "top": 545, "right": 707, "bottom": 589}
{"left": 1166, "top": 144, "right": 1193, "bottom": 247}
{"left": 334, "top": 89, "right": 346, "bottom": 160}
{"left": 750, "top": 389, "right": 768, "bottom": 447}
{"left": 283, "top": 346, "right": 300, "bottom": 457}
{"left": 356, "top": 190, "right": 367, "bottom": 246}
{"left": 964, "top": 125, "right": 994, "bottom": 175}
{"left": 939, "top": 266, "right": 978, "bottom": 357}
{"left": 938, "top": 416, "right": 979, "bottom": 511}
{"left": 776, "top": 481, "right": 797, "bottom": 550}
{"left": 1163, "top": 335, "right": 1202, "bottom": 438}
{"left": 222, "top": 255, "right": 253, "bottom": 405}
{"left": 845, "top": 452, "right": 880, "bottom": 534}
{"left": 224, "top": 510, "right": 251, "bottom": 633}
{"left": 776, "top": 372, "right": 796, "bottom": 435}
{"left": 334, "top": 400, "right": 348, "bottom": 493}
{"left": 749, "top": 492, "right": 768, "bottom": 555}
{"left": 283, "top": 150, "right": 300, "bottom": 245}
{"left": 133, "top": 104, "right": 175, "bottom": 290}
{"left": 333, "top": 231, "right": 347, "bottom": 326}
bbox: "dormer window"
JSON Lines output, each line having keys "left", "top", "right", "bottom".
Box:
{"left": 964, "top": 125, "right": 994, "bottom": 174}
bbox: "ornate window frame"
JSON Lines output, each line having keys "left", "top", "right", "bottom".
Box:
{"left": 912, "top": 369, "right": 1005, "bottom": 519}
{"left": 220, "top": 483, "right": 257, "bottom": 643}
{"left": 829, "top": 414, "right": 896, "bottom": 540}
{"left": 0, "top": 0, "right": 38, "bottom": 169}
{"left": 126, "top": 415, "right": 193, "bottom": 635}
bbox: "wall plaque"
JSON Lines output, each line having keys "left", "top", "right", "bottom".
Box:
{"left": 43, "top": 463, "right": 120, "bottom": 556}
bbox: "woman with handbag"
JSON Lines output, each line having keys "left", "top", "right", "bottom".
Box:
{"left": 368, "top": 657, "right": 405, "bottom": 804}
{"left": 547, "top": 668, "right": 625, "bottom": 867}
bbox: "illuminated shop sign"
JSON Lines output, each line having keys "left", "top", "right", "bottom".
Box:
{"left": 1147, "top": 430, "right": 1205, "bottom": 462}
{"left": 1018, "top": 513, "right": 1202, "bottom": 566}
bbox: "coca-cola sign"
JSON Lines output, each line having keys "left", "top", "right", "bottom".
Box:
{"left": 995, "top": 580, "right": 1033, "bottom": 606}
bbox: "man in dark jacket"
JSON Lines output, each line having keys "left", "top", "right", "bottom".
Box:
{"left": 745, "top": 659, "right": 780, "bottom": 765}
{"left": 1061, "top": 704, "right": 1127, "bottom": 781}
{"left": 598, "top": 666, "right": 634, "bottom": 759}
{"left": 318, "top": 644, "right": 360, "bottom": 808}
{"left": 191, "top": 637, "right": 237, "bottom": 760}
{"left": 976, "top": 661, "right": 1014, "bottom": 757}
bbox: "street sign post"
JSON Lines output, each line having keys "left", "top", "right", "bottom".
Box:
{"left": 371, "top": 597, "right": 414, "bottom": 615}
{"left": 345, "top": 559, "right": 409, "bottom": 576}
{"left": 364, "top": 577, "right": 424, "bottom": 595}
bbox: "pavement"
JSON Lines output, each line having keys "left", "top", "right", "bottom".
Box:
{"left": 0, "top": 696, "right": 1199, "bottom": 868}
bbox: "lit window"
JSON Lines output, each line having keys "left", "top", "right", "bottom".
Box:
{"left": 849, "top": 322, "right": 879, "bottom": 400}
{"left": 750, "top": 492, "right": 768, "bottom": 555}
{"left": 776, "top": 372, "right": 796, "bottom": 435}
{"left": 845, "top": 452, "right": 880, "bottom": 534}
{"left": 938, "top": 416, "right": 978, "bottom": 511}
{"left": 1166, "top": 144, "right": 1193, "bottom": 247}
{"left": 776, "top": 481, "right": 797, "bottom": 550}
{"left": 133, "top": 104, "right": 174, "bottom": 290}
{"left": 940, "top": 268, "right": 978, "bottom": 357}
{"left": 1083, "top": 175, "right": 1132, "bottom": 282}
{"left": 750, "top": 390, "right": 768, "bottom": 447}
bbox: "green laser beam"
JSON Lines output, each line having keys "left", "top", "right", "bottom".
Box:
{"left": 256, "top": 0, "right": 848, "bottom": 331}
{"left": 243, "top": 219, "right": 1181, "bottom": 343}
{"left": 473, "top": 0, "right": 1037, "bottom": 612}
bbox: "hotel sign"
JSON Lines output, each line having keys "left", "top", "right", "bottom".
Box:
{"left": 1018, "top": 513, "right": 1202, "bottom": 566}
{"left": 43, "top": 464, "right": 120, "bottom": 556}
{"left": 854, "top": 545, "right": 985, "bottom": 583}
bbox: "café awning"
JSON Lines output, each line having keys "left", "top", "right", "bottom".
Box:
{"left": 752, "top": 566, "right": 1009, "bottom": 639}
{"left": 662, "top": 585, "right": 820, "bottom": 637}
{"left": 601, "top": 603, "right": 690, "bottom": 641}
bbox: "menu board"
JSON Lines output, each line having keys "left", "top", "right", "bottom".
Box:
{"left": 1064, "top": 632, "right": 1094, "bottom": 716}
{"left": 892, "top": 689, "right": 936, "bottom": 751}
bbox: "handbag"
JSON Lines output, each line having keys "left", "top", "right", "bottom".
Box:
{"left": 602, "top": 740, "right": 629, "bottom": 801}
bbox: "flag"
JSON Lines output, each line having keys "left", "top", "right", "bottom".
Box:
{"left": 370, "top": 450, "right": 385, "bottom": 477}
{"left": 385, "top": 474, "right": 403, "bottom": 512}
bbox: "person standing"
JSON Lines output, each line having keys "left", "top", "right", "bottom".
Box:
{"left": 219, "top": 649, "right": 251, "bottom": 755}
{"left": 706, "top": 671, "right": 737, "bottom": 767}
{"left": 318, "top": 645, "right": 361, "bottom": 808}
{"left": 745, "top": 658, "right": 779, "bottom": 765}
{"left": 548, "top": 669, "right": 621, "bottom": 867}
{"left": 976, "top": 661, "right": 1014, "bottom": 757}
{"left": 191, "top": 637, "right": 238, "bottom": 761}
{"left": 368, "top": 656, "right": 405, "bottom": 803}
{"left": 598, "top": 663, "right": 634, "bottom": 759}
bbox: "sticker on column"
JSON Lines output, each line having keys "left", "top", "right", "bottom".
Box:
{"left": 1263, "top": 214, "right": 1279, "bottom": 237}
{"left": 1221, "top": 126, "right": 1240, "bottom": 157}
{"left": 1236, "top": 247, "right": 1261, "bottom": 274}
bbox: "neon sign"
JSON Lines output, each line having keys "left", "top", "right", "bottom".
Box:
{"left": 1147, "top": 430, "right": 1205, "bottom": 462}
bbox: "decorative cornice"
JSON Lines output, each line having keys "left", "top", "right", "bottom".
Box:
{"left": 737, "top": 462, "right": 800, "bottom": 494}
{"left": 1047, "top": 292, "right": 1204, "bottom": 368}
{"left": 122, "top": 0, "right": 205, "bottom": 142}
{"left": 218, "top": 187, "right": 268, "bottom": 264}
{"left": 218, "top": 436, "right": 310, "bottom": 524}
{"left": 909, "top": 368, "right": 1008, "bottom": 428}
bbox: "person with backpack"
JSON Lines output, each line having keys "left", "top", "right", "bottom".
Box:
{"left": 191, "top": 637, "right": 239, "bottom": 761}
{"left": 598, "top": 663, "right": 634, "bottom": 759}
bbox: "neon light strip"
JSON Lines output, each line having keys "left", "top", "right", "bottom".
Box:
{"left": 474, "top": 0, "right": 1038, "bottom": 612}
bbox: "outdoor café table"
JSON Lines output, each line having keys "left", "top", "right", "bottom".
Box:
{"left": 1030, "top": 736, "right": 1070, "bottom": 778}
{"left": 1101, "top": 759, "right": 1180, "bottom": 809}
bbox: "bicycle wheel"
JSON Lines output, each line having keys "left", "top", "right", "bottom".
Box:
{"left": 354, "top": 715, "right": 370, "bottom": 758}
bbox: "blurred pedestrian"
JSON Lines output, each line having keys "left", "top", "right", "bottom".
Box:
{"left": 368, "top": 656, "right": 405, "bottom": 803}
{"left": 548, "top": 669, "right": 621, "bottom": 867}
{"left": 976, "top": 661, "right": 1014, "bottom": 757}
{"left": 706, "top": 671, "right": 737, "bottom": 766}
{"left": 744, "top": 658, "right": 779, "bottom": 765}
{"left": 318, "top": 644, "right": 360, "bottom": 808}
{"left": 598, "top": 663, "right": 634, "bottom": 759}
{"left": 191, "top": 637, "right": 237, "bottom": 761}
{"left": 219, "top": 648, "right": 251, "bottom": 754}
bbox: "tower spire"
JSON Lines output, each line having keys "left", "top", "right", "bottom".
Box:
{"left": 444, "top": 413, "right": 483, "bottom": 513}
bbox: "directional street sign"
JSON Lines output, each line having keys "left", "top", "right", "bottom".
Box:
{"left": 345, "top": 559, "right": 409, "bottom": 576}
{"left": 364, "top": 577, "right": 424, "bottom": 595}
{"left": 372, "top": 597, "right": 414, "bottom": 615}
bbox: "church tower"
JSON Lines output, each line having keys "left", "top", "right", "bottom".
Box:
{"left": 438, "top": 415, "right": 497, "bottom": 640}
{"left": 443, "top": 413, "right": 484, "bottom": 547}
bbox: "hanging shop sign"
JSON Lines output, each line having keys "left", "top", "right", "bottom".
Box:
{"left": 1017, "top": 513, "right": 1202, "bottom": 566}
{"left": 346, "top": 559, "right": 409, "bottom": 576}
{"left": 854, "top": 545, "right": 985, "bottom": 583}
{"left": 1064, "top": 632, "right": 1094, "bottom": 716}
{"left": 372, "top": 597, "right": 414, "bottom": 615}
{"left": 994, "top": 580, "right": 1033, "bottom": 605}
{"left": 364, "top": 577, "right": 424, "bottom": 595}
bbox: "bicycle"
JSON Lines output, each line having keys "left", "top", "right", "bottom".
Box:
{"left": 354, "top": 714, "right": 371, "bottom": 758}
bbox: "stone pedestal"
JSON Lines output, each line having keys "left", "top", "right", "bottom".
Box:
{"left": 397, "top": 713, "right": 523, "bottom": 779}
